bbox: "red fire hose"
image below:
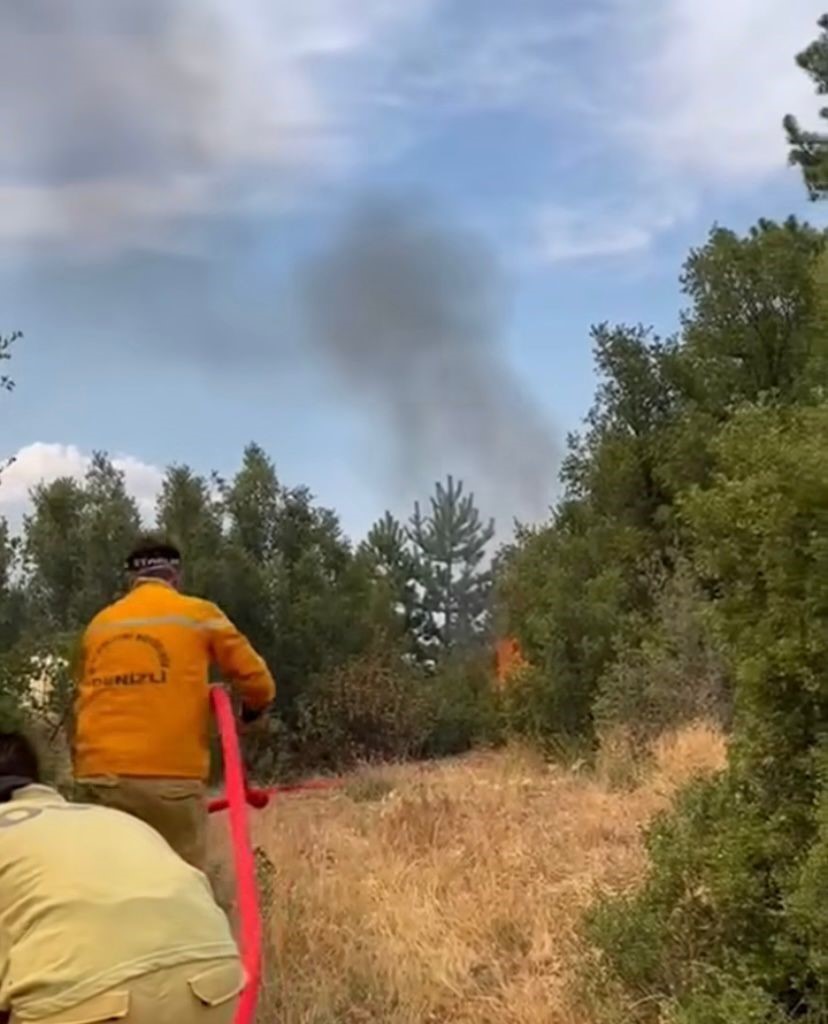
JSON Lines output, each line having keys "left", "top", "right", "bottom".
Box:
{"left": 208, "top": 686, "right": 265, "bottom": 1024}
{"left": 207, "top": 777, "right": 340, "bottom": 814}
{"left": 207, "top": 688, "right": 342, "bottom": 1024}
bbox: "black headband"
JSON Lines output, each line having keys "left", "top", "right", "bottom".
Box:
{"left": 125, "top": 549, "right": 181, "bottom": 572}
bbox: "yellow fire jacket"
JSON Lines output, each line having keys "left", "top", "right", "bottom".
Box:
{"left": 73, "top": 579, "right": 276, "bottom": 780}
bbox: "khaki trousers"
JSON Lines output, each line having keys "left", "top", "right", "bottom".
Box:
{"left": 11, "top": 957, "right": 242, "bottom": 1024}
{"left": 73, "top": 776, "right": 207, "bottom": 872}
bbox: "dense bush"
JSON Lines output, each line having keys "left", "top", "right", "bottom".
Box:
{"left": 284, "top": 645, "right": 501, "bottom": 774}
{"left": 420, "top": 652, "right": 502, "bottom": 757}
{"left": 594, "top": 561, "right": 730, "bottom": 744}
{"left": 292, "top": 645, "right": 434, "bottom": 772}
{"left": 587, "top": 404, "right": 828, "bottom": 1022}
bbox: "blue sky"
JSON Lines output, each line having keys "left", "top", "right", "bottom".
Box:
{"left": 0, "top": 0, "right": 825, "bottom": 542}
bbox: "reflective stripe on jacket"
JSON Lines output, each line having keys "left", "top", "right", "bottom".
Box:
{"left": 73, "top": 579, "right": 276, "bottom": 779}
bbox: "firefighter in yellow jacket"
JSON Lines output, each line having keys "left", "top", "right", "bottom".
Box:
{"left": 0, "top": 731, "right": 242, "bottom": 1024}
{"left": 72, "top": 535, "right": 276, "bottom": 871}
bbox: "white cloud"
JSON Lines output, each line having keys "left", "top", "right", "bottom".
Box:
{"left": 0, "top": 443, "right": 163, "bottom": 529}
{"left": 0, "top": 0, "right": 434, "bottom": 254}
{"left": 614, "top": 0, "right": 824, "bottom": 184}
{"left": 3, "top": 0, "right": 823, "bottom": 263}
{"left": 388, "top": 12, "right": 604, "bottom": 115}
{"left": 531, "top": 196, "right": 694, "bottom": 264}
{"left": 528, "top": 0, "right": 824, "bottom": 265}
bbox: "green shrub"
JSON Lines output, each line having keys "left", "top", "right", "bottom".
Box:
{"left": 499, "top": 663, "right": 594, "bottom": 764}
{"left": 293, "top": 643, "right": 432, "bottom": 772}
{"left": 421, "top": 651, "right": 501, "bottom": 757}
{"left": 496, "top": 509, "right": 654, "bottom": 749}
{"left": 588, "top": 404, "right": 828, "bottom": 1022}
{"left": 594, "top": 560, "right": 730, "bottom": 744}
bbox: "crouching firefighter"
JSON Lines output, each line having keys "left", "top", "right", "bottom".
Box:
{"left": 72, "top": 535, "right": 276, "bottom": 872}
{"left": 0, "top": 731, "right": 243, "bottom": 1024}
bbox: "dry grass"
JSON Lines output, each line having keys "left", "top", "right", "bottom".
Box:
{"left": 211, "top": 722, "right": 726, "bottom": 1024}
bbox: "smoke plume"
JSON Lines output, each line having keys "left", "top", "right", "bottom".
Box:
{"left": 302, "top": 195, "right": 560, "bottom": 528}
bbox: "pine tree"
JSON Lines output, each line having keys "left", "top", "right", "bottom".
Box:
{"left": 362, "top": 511, "right": 430, "bottom": 655}
{"left": 785, "top": 14, "right": 828, "bottom": 199}
{"left": 76, "top": 453, "right": 141, "bottom": 620}
{"left": 222, "top": 443, "right": 281, "bottom": 564}
{"left": 155, "top": 465, "right": 224, "bottom": 595}
{"left": 409, "top": 476, "right": 495, "bottom": 653}
{"left": 214, "top": 444, "right": 280, "bottom": 669}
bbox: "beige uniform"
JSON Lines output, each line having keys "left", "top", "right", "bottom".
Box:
{"left": 0, "top": 785, "right": 242, "bottom": 1023}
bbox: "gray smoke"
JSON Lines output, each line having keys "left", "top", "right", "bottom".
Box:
{"left": 302, "top": 195, "right": 560, "bottom": 528}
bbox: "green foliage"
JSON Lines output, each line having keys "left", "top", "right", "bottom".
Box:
{"left": 681, "top": 405, "right": 828, "bottom": 813}
{"left": 360, "top": 511, "right": 431, "bottom": 657}
{"left": 498, "top": 509, "right": 652, "bottom": 744}
{"left": 23, "top": 454, "right": 140, "bottom": 631}
{"left": 265, "top": 487, "right": 392, "bottom": 719}
{"left": 294, "top": 644, "right": 433, "bottom": 771}
{"left": 488, "top": 204, "right": 828, "bottom": 1018}
{"left": 0, "top": 633, "right": 78, "bottom": 787}
{"left": 679, "top": 219, "right": 827, "bottom": 406}
{"left": 0, "top": 521, "right": 24, "bottom": 652}
{"left": 293, "top": 642, "right": 500, "bottom": 773}
{"left": 588, "top": 403, "right": 828, "bottom": 1021}
{"left": 410, "top": 475, "right": 495, "bottom": 653}
{"left": 0, "top": 416, "right": 498, "bottom": 776}
{"left": 75, "top": 454, "right": 142, "bottom": 618}
{"left": 564, "top": 323, "right": 679, "bottom": 528}
{"left": 785, "top": 15, "right": 828, "bottom": 200}
{"left": 0, "top": 330, "right": 20, "bottom": 394}
{"left": 594, "top": 560, "right": 730, "bottom": 743}
{"left": 155, "top": 464, "right": 224, "bottom": 596}
{"left": 23, "top": 477, "right": 87, "bottom": 631}
{"left": 497, "top": 218, "right": 828, "bottom": 755}
{"left": 421, "top": 651, "right": 501, "bottom": 757}
{"left": 153, "top": 445, "right": 398, "bottom": 722}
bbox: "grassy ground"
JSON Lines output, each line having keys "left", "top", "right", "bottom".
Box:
{"left": 210, "top": 723, "right": 726, "bottom": 1024}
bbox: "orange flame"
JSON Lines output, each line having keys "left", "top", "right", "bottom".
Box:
{"left": 494, "top": 635, "right": 527, "bottom": 688}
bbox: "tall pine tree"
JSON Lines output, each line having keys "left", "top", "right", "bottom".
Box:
{"left": 215, "top": 444, "right": 280, "bottom": 669}
{"left": 785, "top": 14, "right": 828, "bottom": 199}
{"left": 409, "top": 476, "right": 495, "bottom": 654}
{"left": 155, "top": 465, "right": 224, "bottom": 596}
